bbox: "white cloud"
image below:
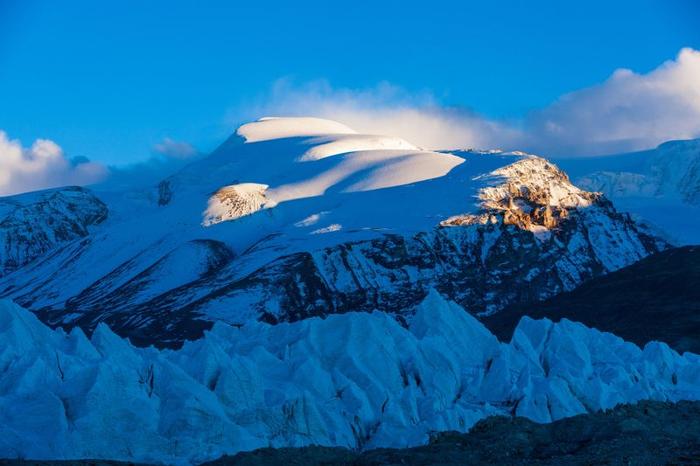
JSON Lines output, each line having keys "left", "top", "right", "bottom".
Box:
{"left": 0, "top": 131, "right": 107, "bottom": 196}
{"left": 242, "top": 48, "right": 700, "bottom": 157}
{"left": 0, "top": 133, "right": 202, "bottom": 196}
{"left": 153, "top": 138, "right": 198, "bottom": 159}
{"left": 526, "top": 47, "right": 700, "bottom": 155}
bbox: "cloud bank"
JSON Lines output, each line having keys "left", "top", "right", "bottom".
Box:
{"left": 0, "top": 132, "right": 107, "bottom": 196}
{"left": 0, "top": 134, "right": 202, "bottom": 197}
{"left": 247, "top": 48, "right": 700, "bottom": 156}
{"left": 527, "top": 47, "right": 700, "bottom": 155}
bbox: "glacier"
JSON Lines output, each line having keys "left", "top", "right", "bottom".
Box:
{"left": 1, "top": 291, "right": 699, "bottom": 465}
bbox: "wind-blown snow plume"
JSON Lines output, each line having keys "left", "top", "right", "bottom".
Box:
{"left": 238, "top": 80, "right": 523, "bottom": 150}
{"left": 247, "top": 48, "right": 700, "bottom": 156}
{"left": 0, "top": 131, "right": 107, "bottom": 196}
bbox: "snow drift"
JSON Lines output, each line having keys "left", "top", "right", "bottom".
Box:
{"left": 1, "top": 292, "right": 699, "bottom": 465}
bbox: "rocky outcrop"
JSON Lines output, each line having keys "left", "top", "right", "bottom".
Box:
{"left": 203, "top": 183, "right": 269, "bottom": 226}
{"left": 441, "top": 158, "right": 595, "bottom": 233}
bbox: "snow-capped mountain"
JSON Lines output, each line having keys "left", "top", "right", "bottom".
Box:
{"left": 0, "top": 117, "right": 666, "bottom": 347}
{"left": 0, "top": 186, "right": 107, "bottom": 276}
{"left": 576, "top": 139, "right": 700, "bottom": 204}
{"left": 1, "top": 293, "right": 699, "bottom": 464}
{"left": 557, "top": 138, "right": 700, "bottom": 244}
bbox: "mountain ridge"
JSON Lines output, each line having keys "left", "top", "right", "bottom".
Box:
{"left": 0, "top": 118, "right": 668, "bottom": 347}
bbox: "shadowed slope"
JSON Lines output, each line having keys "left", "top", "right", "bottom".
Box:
{"left": 483, "top": 246, "right": 700, "bottom": 353}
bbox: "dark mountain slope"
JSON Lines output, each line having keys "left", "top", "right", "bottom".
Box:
{"left": 483, "top": 245, "right": 700, "bottom": 353}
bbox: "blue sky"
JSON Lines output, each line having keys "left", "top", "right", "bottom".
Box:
{"left": 0, "top": 0, "right": 699, "bottom": 170}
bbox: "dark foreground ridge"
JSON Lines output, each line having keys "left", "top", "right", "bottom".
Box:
{"left": 4, "top": 400, "right": 700, "bottom": 465}
{"left": 483, "top": 245, "right": 700, "bottom": 354}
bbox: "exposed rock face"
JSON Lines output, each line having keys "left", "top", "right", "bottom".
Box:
{"left": 441, "top": 158, "right": 595, "bottom": 232}
{"left": 38, "top": 239, "right": 236, "bottom": 348}
{"left": 156, "top": 180, "right": 173, "bottom": 206}
{"left": 0, "top": 187, "right": 107, "bottom": 276}
{"left": 203, "top": 183, "right": 269, "bottom": 226}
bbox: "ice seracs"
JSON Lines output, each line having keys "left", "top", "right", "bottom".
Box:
{"left": 1, "top": 292, "right": 699, "bottom": 464}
